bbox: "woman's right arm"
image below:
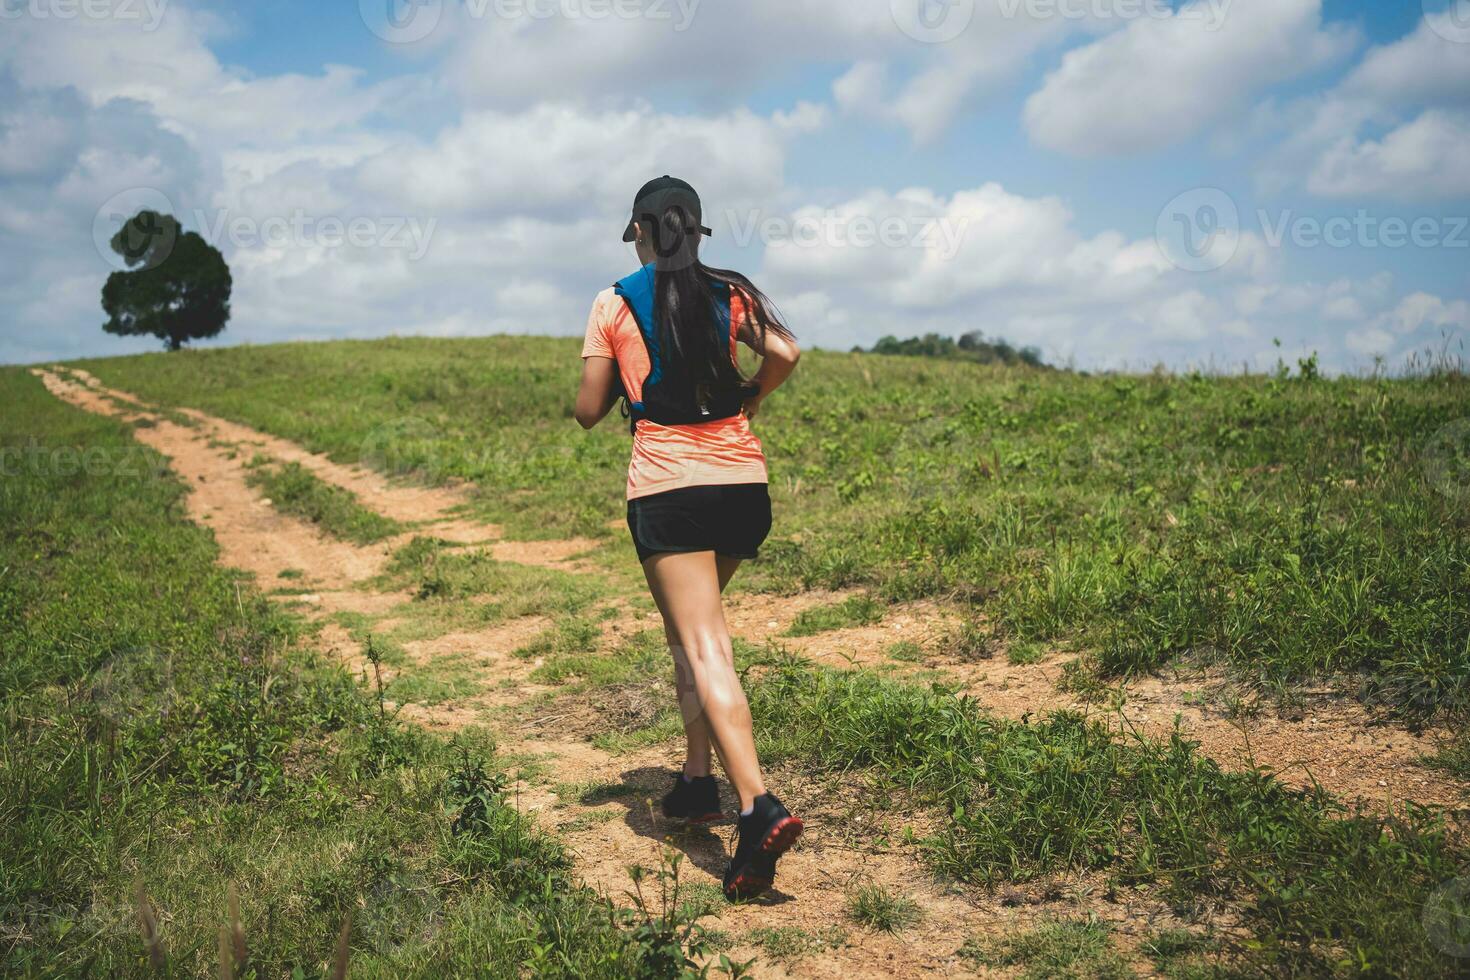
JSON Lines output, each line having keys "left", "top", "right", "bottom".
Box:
{"left": 740, "top": 324, "right": 800, "bottom": 420}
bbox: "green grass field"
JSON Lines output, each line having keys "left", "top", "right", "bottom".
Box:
{"left": 77, "top": 337, "right": 1470, "bottom": 721}
{"left": 5, "top": 337, "right": 1470, "bottom": 977}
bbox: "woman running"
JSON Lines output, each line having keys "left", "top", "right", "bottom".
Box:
{"left": 574, "top": 176, "right": 804, "bottom": 900}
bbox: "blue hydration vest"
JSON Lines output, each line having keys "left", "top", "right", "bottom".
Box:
{"left": 613, "top": 263, "right": 750, "bottom": 432}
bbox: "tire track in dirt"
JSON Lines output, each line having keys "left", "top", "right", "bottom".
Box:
{"left": 59, "top": 366, "right": 501, "bottom": 544}
{"left": 32, "top": 366, "right": 1465, "bottom": 976}
{"left": 33, "top": 368, "right": 394, "bottom": 610}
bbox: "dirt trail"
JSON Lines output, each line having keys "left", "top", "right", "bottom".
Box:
{"left": 31, "top": 366, "right": 1467, "bottom": 977}
{"left": 59, "top": 366, "right": 500, "bottom": 544}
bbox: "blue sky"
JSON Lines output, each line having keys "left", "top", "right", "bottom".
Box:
{"left": 1, "top": 0, "right": 1466, "bottom": 370}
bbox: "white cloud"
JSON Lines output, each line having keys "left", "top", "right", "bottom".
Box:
{"left": 1345, "top": 291, "right": 1470, "bottom": 361}
{"left": 354, "top": 102, "right": 803, "bottom": 219}
{"left": 749, "top": 182, "right": 1466, "bottom": 371}
{"left": 1261, "top": 15, "right": 1470, "bottom": 201}
{"left": 445, "top": 0, "right": 1079, "bottom": 142}
{"left": 1308, "top": 110, "right": 1470, "bottom": 199}
{"left": 1023, "top": 0, "right": 1355, "bottom": 156}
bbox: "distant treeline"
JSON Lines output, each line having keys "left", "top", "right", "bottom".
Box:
{"left": 856, "top": 332, "right": 1048, "bottom": 368}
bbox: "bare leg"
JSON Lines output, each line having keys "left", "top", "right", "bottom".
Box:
{"left": 667, "top": 555, "right": 745, "bottom": 780}
{"left": 643, "top": 550, "right": 766, "bottom": 811}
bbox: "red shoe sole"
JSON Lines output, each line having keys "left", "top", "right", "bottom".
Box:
{"left": 761, "top": 815, "right": 804, "bottom": 856}
{"left": 725, "top": 816, "right": 804, "bottom": 899}
{"left": 688, "top": 811, "right": 724, "bottom": 825}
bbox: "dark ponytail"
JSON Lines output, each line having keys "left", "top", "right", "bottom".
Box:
{"left": 643, "top": 205, "right": 793, "bottom": 405}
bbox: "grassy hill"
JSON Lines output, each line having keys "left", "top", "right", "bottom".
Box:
{"left": 4, "top": 337, "right": 1469, "bottom": 977}
{"left": 78, "top": 337, "right": 1470, "bottom": 718}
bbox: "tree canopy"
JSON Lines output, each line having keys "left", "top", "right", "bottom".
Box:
{"left": 857, "top": 331, "right": 1047, "bottom": 368}
{"left": 101, "top": 210, "right": 231, "bottom": 351}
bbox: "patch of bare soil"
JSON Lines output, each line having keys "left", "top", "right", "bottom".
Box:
{"left": 489, "top": 537, "right": 602, "bottom": 570}
{"left": 928, "top": 649, "right": 1468, "bottom": 814}
{"left": 514, "top": 740, "right": 1213, "bottom": 979}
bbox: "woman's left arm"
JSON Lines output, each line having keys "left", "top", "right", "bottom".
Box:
{"left": 575, "top": 356, "right": 621, "bottom": 429}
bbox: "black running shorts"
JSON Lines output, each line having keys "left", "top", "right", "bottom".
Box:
{"left": 626, "top": 483, "right": 772, "bottom": 564}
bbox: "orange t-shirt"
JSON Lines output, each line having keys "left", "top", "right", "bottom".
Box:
{"left": 582, "top": 286, "right": 768, "bottom": 500}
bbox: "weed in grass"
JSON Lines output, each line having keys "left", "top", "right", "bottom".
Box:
{"left": 620, "top": 849, "right": 756, "bottom": 978}
{"left": 379, "top": 536, "right": 605, "bottom": 616}
{"left": 747, "top": 924, "right": 848, "bottom": 962}
{"left": 1422, "top": 741, "right": 1470, "bottom": 781}
{"left": 960, "top": 917, "right": 1132, "bottom": 980}
{"left": 592, "top": 710, "right": 686, "bottom": 754}
{"left": 886, "top": 640, "right": 925, "bottom": 663}
{"left": 244, "top": 457, "right": 401, "bottom": 544}
{"left": 1142, "top": 928, "right": 1244, "bottom": 980}
{"left": 677, "top": 880, "right": 729, "bottom": 923}
{"left": 554, "top": 779, "right": 640, "bottom": 806}
{"left": 844, "top": 883, "right": 922, "bottom": 933}
{"left": 561, "top": 808, "right": 620, "bottom": 832}
{"left": 1007, "top": 640, "right": 1046, "bottom": 665}
{"left": 946, "top": 619, "right": 995, "bottom": 661}
{"left": 784, "top": 595, "right": 884, "bottom": 637}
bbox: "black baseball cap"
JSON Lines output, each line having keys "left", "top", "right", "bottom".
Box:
{"left": 622, "top": 175, "right": 713, "bottom": 242}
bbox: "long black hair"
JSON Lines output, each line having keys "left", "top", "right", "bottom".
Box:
{"left": 641, "top": 204, "right": 794, "bottom": 404}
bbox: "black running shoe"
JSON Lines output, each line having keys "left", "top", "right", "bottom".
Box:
{"left": 723, "top": 793, "right": 803, "bottom": 900}
{"left": 660, "top": 772, "right": 722, "bottom": 824}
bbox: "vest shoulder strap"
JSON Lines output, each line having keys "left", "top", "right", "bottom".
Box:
{"left": 612, "top": 265, "right": 735, "bottom": 394}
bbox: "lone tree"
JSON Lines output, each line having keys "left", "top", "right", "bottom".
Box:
{"left": 102, "top": 210, "right": 231, "bottom": 351}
